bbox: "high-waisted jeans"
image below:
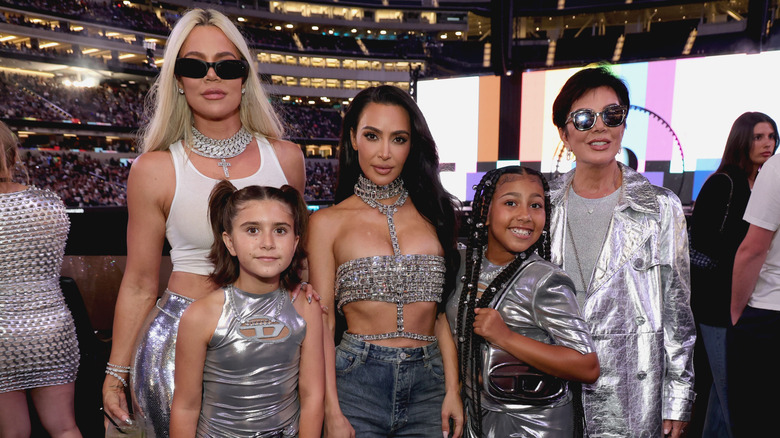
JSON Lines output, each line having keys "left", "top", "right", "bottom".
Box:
{"left": 336, "top": 333, "right": 446, "bottom": 437}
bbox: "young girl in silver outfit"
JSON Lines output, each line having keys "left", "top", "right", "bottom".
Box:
{"left": 170, "top": 181, "right": 323, "bottom": 437}
{"left": 447, "top": 166, "right": 598, "bottom": 437}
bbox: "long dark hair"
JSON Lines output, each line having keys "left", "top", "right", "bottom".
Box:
{"left": 335, "top": 85, "right": 460, "bottom": 308}
{"left": 716, "top": 111, "right": 778, "bottom": 176}
{"left": 456, "top": 166, "right": 552, "bottom": 436}
{"left": 207, "top": 180, "right": 308, "bottom": 290}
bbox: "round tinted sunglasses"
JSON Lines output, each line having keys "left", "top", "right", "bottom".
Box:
{"left": 566, "top": 104, "right": 628, "bottom": 131}
{"left": 174, "top": 58, "right": 249, "bottom": 80}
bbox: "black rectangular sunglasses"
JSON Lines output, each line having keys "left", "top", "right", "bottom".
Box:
{"left": 174, "top": 58, "right": 249, "bottom": 80}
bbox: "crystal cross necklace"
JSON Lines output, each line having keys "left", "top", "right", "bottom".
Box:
{"left": 190, "top": 126, "right": 252, "bottom": 178}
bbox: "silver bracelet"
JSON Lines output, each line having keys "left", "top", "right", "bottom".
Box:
{"left": 105, "top": 369, "right": 128, "bottom": 388}
{"left": 106, "top": 362, "right": 131, "bottom": 372}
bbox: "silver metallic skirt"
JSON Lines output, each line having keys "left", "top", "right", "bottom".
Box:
{"left": 130, "top": 289, "right": 194, "bottom": 438}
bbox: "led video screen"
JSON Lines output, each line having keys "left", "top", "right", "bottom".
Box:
{"left": 418, "top": 50, "right": 780, "bottom": 202}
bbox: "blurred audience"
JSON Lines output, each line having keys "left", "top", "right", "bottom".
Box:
{"left": 13, "top": 151, "right": 340, "bottom": 206}
{"left": 0, "top": 0, "right": 171, "bottom": 35}
{"left": 17, "top": 151, "right": 129, "bottom": 207}
{"left": 0, "top": 72, "right": 148, "bottom": 126}
{"left": 304, "top": 159, "right": 337, "bottom": 202}
{"left": 280, "top": 104, "right": 342, "bottom": 140}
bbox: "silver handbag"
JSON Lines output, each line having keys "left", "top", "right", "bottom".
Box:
{"left": 480, "top": 259, "right": 567, "bottom": 405}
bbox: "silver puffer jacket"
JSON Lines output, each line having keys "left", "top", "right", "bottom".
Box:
{"left": 549, "top": 164, "right": 696, "bottom": 437}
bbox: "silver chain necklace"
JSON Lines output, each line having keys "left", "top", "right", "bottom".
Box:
{"left": 190, "top": 126, "right": 252, "bottom": 178}
{"left": 355, "top": 174, "right": 411, "bottom": 338}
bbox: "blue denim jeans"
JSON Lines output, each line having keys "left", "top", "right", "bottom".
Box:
{"left": 700, "top": 324, "right": 733, "bottom": 438}
{"left": 335, "top": 333, "right": 446, "bottom": 437}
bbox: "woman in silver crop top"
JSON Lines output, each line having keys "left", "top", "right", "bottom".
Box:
{"left": 101, "top": 9, "right": 306, "bottom": 438}
{"left": 307, "top": 85, "right": 464, "bottom": 437}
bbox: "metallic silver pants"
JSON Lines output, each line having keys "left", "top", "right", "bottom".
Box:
{"left": 130, "top": 289, "right": 194, "bottom": 438}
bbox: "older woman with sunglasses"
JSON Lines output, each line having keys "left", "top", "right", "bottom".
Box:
{"left": 548, "top": 67, "right": 695, "bottom": 438}
{"left": 101, "top": 9, "right": 304, "bottom": 437}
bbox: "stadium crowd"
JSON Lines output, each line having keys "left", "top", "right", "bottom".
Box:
{"left": 15, "top": 151, "right": 339, "bottom": 207}
{"left": 18, "top": 151, "right": 129, "bottom": 207}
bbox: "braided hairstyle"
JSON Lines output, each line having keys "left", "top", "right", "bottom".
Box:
{"left": 456, "top": 165, "right": 552, "bottom": 436}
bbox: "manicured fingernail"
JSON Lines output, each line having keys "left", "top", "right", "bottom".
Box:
{"left": 290, "top": 295, "right": 297, "bottom": 303}
{"left": 443, "top": 432, "right": 449, "bottom": 438}
{"left": 307, "top": 296, "right": 312, "bottom": 304}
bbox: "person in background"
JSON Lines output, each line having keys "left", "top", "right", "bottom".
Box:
{"left": 549, "top": 66, "right": 695, "bottom": 437}
{"left": 101, "top": 8, "right": 305, "bottom": 437}
{"left": 729, "top": 151, "right": 780, "bottom": 437}
{"left": 0, "top": 120, "right": 82, "bottom": 438}
{"left": 689, "top": 112, "right": 778, "bottom": 437}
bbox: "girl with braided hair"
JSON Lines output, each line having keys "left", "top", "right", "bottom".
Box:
{"left": 446, "top": 166, "right": 599, "bottom": 437}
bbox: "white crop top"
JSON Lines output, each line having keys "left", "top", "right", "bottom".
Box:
{"left": 165, "top": 135, "right": 289, "bottom": 275}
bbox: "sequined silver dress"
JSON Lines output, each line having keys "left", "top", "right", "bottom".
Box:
{"left": 0, "top": 187, "right": 79, "bottom": 393}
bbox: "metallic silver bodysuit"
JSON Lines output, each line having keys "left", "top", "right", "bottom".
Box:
{"left": 0, "top": 187, "right": 79, "bottom": 393}
{"left": 196, "top": 286, "right": 306, "bottom": 437}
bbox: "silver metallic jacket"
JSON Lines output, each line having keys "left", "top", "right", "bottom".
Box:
{"left": 549, "top": 164, "right": 696, "bottom": 437}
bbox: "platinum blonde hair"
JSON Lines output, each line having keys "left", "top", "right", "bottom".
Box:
{"left": 139, "top": 8, "right": 284, "bottom": 153}
{"left": 0, "top": 120, "right": 19, "bottom": 180}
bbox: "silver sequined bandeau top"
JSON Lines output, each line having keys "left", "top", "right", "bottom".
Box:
{"left": 335, "top": 254, "right": 445, "bottom": 341}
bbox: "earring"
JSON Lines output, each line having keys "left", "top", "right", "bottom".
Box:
{"left": 178, "top": 88, "right": 184, "bottom": 95}
{"left": 241, "top": 88, "right": 246, "bottom": 95}
{"left": 566, "top": 148, "right": 573, "bottom": 161}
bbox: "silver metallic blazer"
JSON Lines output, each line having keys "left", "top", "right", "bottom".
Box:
{"left": 549, "top": 164, "right": 696, "bottom": 437}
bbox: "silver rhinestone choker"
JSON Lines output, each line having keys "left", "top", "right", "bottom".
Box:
{"left": 190, "top": 125, "right": 251, "bottom": 160}
{"left": 354, "top": 174, "right": 405, "bottom": 201}
{"left": 354, "top": 174, "right": 408, "bottom": 255}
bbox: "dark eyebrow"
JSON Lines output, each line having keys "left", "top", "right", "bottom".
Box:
{"left": 238, "top": 221, "right": 293, "bottom": 231}
{"left": 497, "top": 191, "right": 545, "bottom": 200}
{"left": 361, "top": 125, "right": 411, "bottom": 137}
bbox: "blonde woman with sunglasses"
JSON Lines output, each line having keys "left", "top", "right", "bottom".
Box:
{"left": 101, "top": 9, "right": 305, "bottom": 437}
{"left": 547, "top": 67, "right": 695, "bottom": 438}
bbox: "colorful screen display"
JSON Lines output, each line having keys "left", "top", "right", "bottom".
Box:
{"left": 418, "top": 50, "right": 780, "bottom": 202}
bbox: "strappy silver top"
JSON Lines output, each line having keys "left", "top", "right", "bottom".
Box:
{"left": 336, "top": 254, "right": 445, "bottom": 342}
